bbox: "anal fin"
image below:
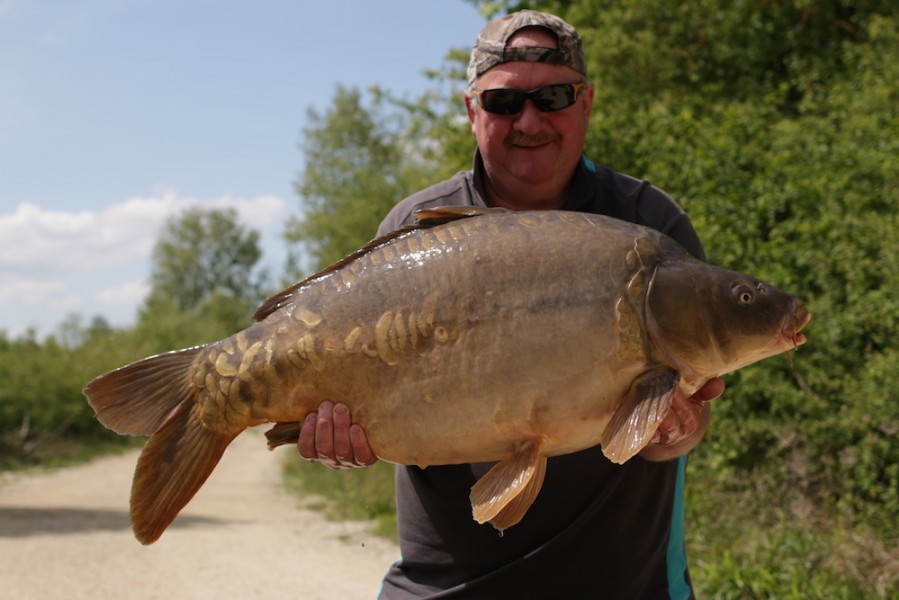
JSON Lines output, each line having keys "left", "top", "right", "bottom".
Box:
{"left": 470, "top": 438, "right": 547, "bottom": 531}
{"left": 601, "top": 368, "right": 679, "bottom": 464}
{"left": 264, "top": 421, "right": 301, "bottom": 449}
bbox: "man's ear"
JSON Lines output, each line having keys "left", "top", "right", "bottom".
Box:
{"left": 464, "top": 92, "right": 477, "bottom": 126}
{"left": 581, "top": 83, "right": 595, "bottom": 120}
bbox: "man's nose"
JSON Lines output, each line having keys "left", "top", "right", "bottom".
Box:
{"left": 512, "top": 100, "right": 546, "bottom": 135}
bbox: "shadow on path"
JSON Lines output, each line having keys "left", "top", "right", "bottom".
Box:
{"left": 0, "top": 506, "right": 224, "bottom": 538}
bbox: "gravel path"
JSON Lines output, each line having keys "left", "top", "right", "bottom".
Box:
{"left": 0, "top": 428, "right": 399, "bottom": 599}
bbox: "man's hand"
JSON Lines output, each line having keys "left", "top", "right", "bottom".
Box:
{"left": 639, "top": 377, "right": 724, "bottom": 462}
{"left": 297, "top": 401, "right": 377, "bottom": 469}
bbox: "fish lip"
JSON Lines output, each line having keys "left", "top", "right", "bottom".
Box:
{"left": 783, "top": 304, "right": 812, "bottom": 348}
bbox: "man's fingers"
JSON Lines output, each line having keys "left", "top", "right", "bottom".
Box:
{"left": 692, "top": 377, "right": 725, "bottom": 403}
{"left": 655, "top": 411, "right": 684, "bottom": 447}
{"left": 295, "top": 401, "right": 377, "bottom": 469}
{"left": 350, "top": 424, "right": 377, "bottom": 466}
{"left": 331, "top": 403, "right": 354, "bottom": 464}
{"left": 314, "top": 400, "right": 336, "bottom": 460}
{"left": 297, "top": 412, "right": 318, "bottom": 460}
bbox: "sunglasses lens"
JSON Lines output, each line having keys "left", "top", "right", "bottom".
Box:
{"left": 533, "top": 84, "right": 575, "bottom": 111}
{"left": 476, "top": 84, "right": 581, "bottom": 115}
{"left": 479, "top": 89, "right": 525, "bottom": 115}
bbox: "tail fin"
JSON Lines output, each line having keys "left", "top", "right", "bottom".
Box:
{"left": 83, "top": 346, "right": 204, "bottom": 435}
{"left": 83, "top": 346, "right": 238, "bottom": 544}
{"left": 131, "top": 401, "right": 236, "bottom": 544}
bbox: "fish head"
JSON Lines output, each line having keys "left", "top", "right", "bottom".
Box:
{"left": 645, "top": 260, "right": 811, "bottom": 386}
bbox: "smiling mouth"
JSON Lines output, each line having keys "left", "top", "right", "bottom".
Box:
{"left": 507, "top": 132, "right": 559, "bottom": 148}
{"left": 512, "top": 140, "right": 551, "bottom": 149}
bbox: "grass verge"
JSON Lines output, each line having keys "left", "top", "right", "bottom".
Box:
{"left": 282, "top": 457, "right": 398, "bottom": 541}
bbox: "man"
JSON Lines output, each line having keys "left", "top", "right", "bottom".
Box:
{"left": 299, "top": 10, "right": 723, "bottom": 598}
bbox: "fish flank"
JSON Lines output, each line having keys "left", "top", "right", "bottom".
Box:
{"left": 375, "top": 312, "right": 400, "bottom": 365}
{"left": 405, "top": 235, "right": 422, "bottom": 254}
{"left": 420, "top": 230, "right": 438, "bottom": 250}
{"left": 344, "top": 326, "right": 363, "bottom": 351}
{"left": 238, "top": 341, "right": 263, "bottom": 375}
{"left": 214, "top": 351, "right": 236, "bottom": 377}
{"left": 235, "top": 331, "right": 249, "bottom": 352}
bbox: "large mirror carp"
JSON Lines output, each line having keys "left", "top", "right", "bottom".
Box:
{"left": 84, "top": 207, "right": 810, "bottom": 544}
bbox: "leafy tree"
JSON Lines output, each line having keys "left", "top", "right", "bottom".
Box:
{"left": 148, "top": 206, "right": 266, "bottom": 313}
{"left": 285, "top": 83, "right": 471, "bottom": 274}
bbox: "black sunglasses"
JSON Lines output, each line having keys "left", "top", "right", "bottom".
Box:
{"left": 471, "top": 82, "right": 587, "bottom": 115}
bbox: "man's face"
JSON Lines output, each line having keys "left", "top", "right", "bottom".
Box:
{"left": 465, "top": 28, "right": 594, "bottom": 207}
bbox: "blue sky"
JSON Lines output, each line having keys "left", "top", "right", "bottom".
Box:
{"left": 0, "top": 0, "right": 486, "bottom": 338}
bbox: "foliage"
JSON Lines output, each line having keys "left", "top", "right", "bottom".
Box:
{"left": 687, "top": 487, "right": 899, "bottom": 598}
{"left": 149, "top": 206, "right": 267, "bottom": 312}
{"left": 284, "top": 82, "right": 471, "bottom": 274}
{"left": 0, "top": 325, "right": 129, "bottom": 466}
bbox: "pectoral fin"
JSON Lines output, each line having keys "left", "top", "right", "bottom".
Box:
{"left": 470, "top": 438, "right": 547, "bottom": 531}
{"left": 601, "top": 368, "right": 679, "bottom": 464}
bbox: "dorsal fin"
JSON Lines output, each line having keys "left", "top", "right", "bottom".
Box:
{"left": 252, "top": 226, "right": 411, "bottom": 322}
{"left": 412, "top": 205, "right": 506, "bottom": 225}
{"left": 252, "top": 206, "right": 506, "bottom": 322}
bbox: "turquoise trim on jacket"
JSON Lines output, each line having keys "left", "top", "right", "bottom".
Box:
{"left": 666, "top": 455, "right": 691, "bottom": 599}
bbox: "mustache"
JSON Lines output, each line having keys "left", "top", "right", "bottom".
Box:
{"left": 506, "top": 131, "right": 560, "bottom": 147}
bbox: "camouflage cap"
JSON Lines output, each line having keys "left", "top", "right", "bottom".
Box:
{"left": 467, "top": 10, "right": 587, "bottom": 87}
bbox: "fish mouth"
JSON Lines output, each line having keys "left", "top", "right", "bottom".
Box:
{"left": 783, "top": 303, "right": 812, "bottom": 349}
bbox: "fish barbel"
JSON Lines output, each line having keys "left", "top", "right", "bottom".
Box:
{"left": 83, "top": 207, "right": 811, "bottom": 544}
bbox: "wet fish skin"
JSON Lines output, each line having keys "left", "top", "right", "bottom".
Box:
{"left": 83, "top": 207, "right": 810, "bottom": 544}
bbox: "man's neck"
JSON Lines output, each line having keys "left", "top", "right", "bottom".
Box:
{"left": 482, "top": 177, "right": 569, "bottom": 211}
{"left": 470, "top": 148, "right": 580, "bottom": 211}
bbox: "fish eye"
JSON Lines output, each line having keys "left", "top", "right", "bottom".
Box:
{"left": 733, "top": 284, "right": 755, "bottom": 305}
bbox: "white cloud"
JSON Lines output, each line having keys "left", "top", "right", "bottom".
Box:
{"left": 206, "top": 194, "right": 288, "bottom": 228}
{"left": 0, "top": 276, "right": 85, "bottom": 336}
{"left": 0, "top": 191, "right": 289, "bottom": 337}
{"left": 95, "top": 279, "right": 150, "bottom": 307}
{"left": 0, "top": 277, "right": 68, "bottom": 304}
{"left": 0, "top": 191, "right": 289, "bottom": 274}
